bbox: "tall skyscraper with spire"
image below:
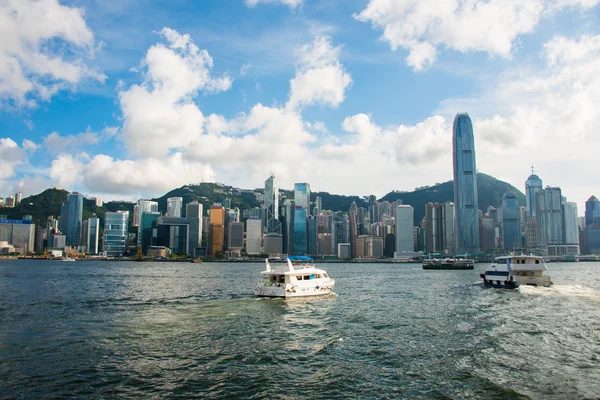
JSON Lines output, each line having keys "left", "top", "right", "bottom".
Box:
{"left": 525, "top": 168, "right": 543, "bottom": 218}
{"left": 264, "top": 174, "right": 281, "bottom": 234}
{"left": 452, "top": 112, "right": 480, "bottom": 254}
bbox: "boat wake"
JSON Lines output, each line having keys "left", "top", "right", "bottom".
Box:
{"left": 519, "top": 284, "right": 600, "bottom": 302}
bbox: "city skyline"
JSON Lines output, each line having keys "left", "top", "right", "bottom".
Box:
{"left": 0, "top": 0, "right": 599, "bottom": 215}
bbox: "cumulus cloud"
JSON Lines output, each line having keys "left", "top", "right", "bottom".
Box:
{"left": 0, "top": 0, "right": 105, "bottom": 107}
{"left": 287, "top": 36, "right": 352, "bottom": 109}
{"left": 0, "top": 138, "right": 26, "bottom": 180}
{"left": 118, "top": 27, "right": 232, "bottom": 158}
{"left": 244, "top": 0, "right": 302, "bottom": 8}
{"left": 43, "top": 128, "right": 100, "bottom": 156}
{"left": 354, "top": 0, "right": 599, "bottom": 71}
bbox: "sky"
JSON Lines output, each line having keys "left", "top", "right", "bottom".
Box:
{"left": 0, "top": 0, "right": 599, "bottom": 214}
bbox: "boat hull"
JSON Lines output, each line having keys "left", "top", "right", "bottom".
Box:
{"left": 255, "top": 280, "right": 335, "bottom": 298}
{"left": 423, "top": 264, "right": 474, "bottom": 270}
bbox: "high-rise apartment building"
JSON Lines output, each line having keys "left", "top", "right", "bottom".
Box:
{"left": 15, "top": 192, "right": 22, "bottom": 206}
{"left": 264, "top": 175, "right": 281, "bottom": 234}
{"left": 60, "top": 192, "right": 84, "bottom": 247}
{"left": 452, "top": 112, "right": 480, "bottom": 254}
{"left": 135, "top": 200, "right": 159, "bottom": 247}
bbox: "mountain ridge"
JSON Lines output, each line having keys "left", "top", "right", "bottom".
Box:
{"left": 1, "top": 173, "right": 525, "bottom": 227}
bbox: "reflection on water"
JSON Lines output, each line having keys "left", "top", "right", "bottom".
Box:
{"left": 1, "top": 260, "right": 600, "bottom": 398}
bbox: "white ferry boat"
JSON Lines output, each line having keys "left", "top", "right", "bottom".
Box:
{"left": 480, "top": 255, "right": 552, "bottom": 289}
{"left": 255, "top": 256, "right": 335, "bottom": 298}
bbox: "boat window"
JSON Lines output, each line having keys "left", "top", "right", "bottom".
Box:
{"left": 314, "top": 274, "right": 321, "bottom": 279}
{"left": 323, "top": 273, "right": 328, "bottom": 278}
{"left": 535, "top": 260, "right": 540, "bottom": 264}
{"left": 310, "top": 274, "right": 315, "bottom": 280}
{"left": 303, "top": 276, "right": 310, "bottom": 280}
{"left": 296, "top": 276, "right": 302, "bottom": 280}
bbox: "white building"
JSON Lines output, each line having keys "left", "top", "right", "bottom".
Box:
{"left": 246, "top": 217, "right": 262, "bottom": 254}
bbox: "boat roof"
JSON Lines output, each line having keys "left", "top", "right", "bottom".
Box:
{"left": 261, "top": 267, "right": 328, "bottom": 276}
{"left": 496, "top": 255, "right": 545, "bottom": 260}
{"left": 287, "top": 256, "right": 314, "bottom": 261}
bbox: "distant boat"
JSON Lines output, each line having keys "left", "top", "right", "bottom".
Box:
{"left": 61, "top": 257, "right": 76, "bottom": 262}
{"left": 423, "top": 258, "right": 474, "bottom": 270}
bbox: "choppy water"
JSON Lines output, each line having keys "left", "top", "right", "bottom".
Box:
{"left": 1, "top": 260, "right": 600, "bottom": 399}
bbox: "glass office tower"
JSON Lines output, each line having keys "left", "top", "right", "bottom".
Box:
{"left": 452, "top": 113, "right": 480, "bottom": 254}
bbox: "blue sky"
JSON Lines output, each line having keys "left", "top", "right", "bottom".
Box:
{"left": 1, "top": 0, "right": 599, "bottom": 214}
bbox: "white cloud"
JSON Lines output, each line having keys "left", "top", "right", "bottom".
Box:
{"left": 118, "top": 27, "right": 232, "bottom": 158}
{"left": 0, "top": 138, "right": 26, "bottom": 180}
{"left": 432, "top": 34, "right": 600, "bottom": 212}
{"left": 49, "top": 154, "right": 84, "bottom": 189}
{"left": 354, "top": 0, "right": 599, "bottom": 71}
{"left": 244, "top": 0, "right": 303, "bottom": 8}
{"left": 287, "top": 36, "right": 352, "bottom": 109}
{"left": 43, "top": 129, "right": 100, "bottom": 156}
{"left": 0, "top": 0, "right": 106, "bottom": 107}
{"left": 80, "top": 154, "right": 216, "bottom": 197}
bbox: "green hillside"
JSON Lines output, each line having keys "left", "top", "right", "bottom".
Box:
{"left": 0, "top": 173, "right": 524, "bottom": 228}
{"left": 380, "top": 173, "right": 525, "bottom": 224}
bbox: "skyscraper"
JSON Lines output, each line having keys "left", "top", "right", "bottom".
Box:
{"left": 103, "top": 211, "right": 129, "bottom": 257}
{"left": 135, "top": 200, "right": 159, "bottom": 247}
{"left": 209, "top": 204, "right": 225, "bottom": 256}
{"left": 60, "top": 192, "right": 84, "bottom": 247}
{"left": 167, "top": 197, "right": 183, "bottom": 218}
{"left": 294, "top": 183, "right": 311, "bottom": 211}
{"left": 502, "top": 193, "right": 521, "bottom": 250}
{"left": 536, "top": 187, "right": 563, "bottom": 245}
{"left": 264, "top": 175, "right": 281, "bottom": 234}
{"left": 293, "top": 206, "right": 307, "bottom": 255}
{"left": 585, "top": 196, "right": 600, "bottom": 227}
{"left": 395, "top": 205, "right": 414, "bottom": 254}
{"left": 186, "top": 201, "right": 203, "bottom": 247}
{"left": 452, "top": 113, "right": 480, "bottom": 254}
{"left": 525, "top": 169, "right": 543, "bottom": 218}
{"left": 15, "top": 192, "right": 22, "bottom": 206}
{"left": 246, "top": 217, "right": 262, "bottom": 255}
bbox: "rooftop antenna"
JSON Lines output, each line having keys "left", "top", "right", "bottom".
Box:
{"left": 531, "top": 165, "right": 534, "bottom": 175}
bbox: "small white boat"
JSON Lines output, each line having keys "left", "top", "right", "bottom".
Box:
{"left": 61, "top": 257, "right": 76, "bottom": 262}
{"left": 480, "top": 254, "right": 552, "bottom": 289}
{"left": 255, "top": 256, "right": 335, "bottom": 298}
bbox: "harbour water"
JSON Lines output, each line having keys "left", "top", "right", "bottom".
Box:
{"left": 1, "top": 260, "right": 599, "bottom": 399}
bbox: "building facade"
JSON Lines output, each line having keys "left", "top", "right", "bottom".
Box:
{"left": 502, "top": 193, "right": 521, "bottom": 250}
{"left": 60, "top": 192, "right": 84, "bottom": 247}
{"left": 264, "top": 175, "right": 281, "bottom": 234}
{"left": 452, "top": 113, "right": 480, "bottom": 254}
{"left": 103, "top": 211, "right": 129, "bottom": 257}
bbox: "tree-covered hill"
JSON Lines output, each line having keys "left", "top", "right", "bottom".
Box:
{"left": 0, "top": 172, "right": 524, "bottom": 227}
{"left": 380, "top": 173, "right": 525, "bottom": 224}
